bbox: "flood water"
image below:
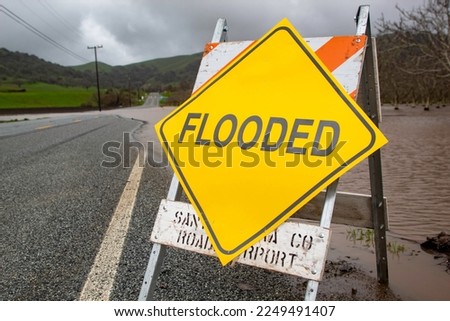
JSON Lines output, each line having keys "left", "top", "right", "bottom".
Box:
{"left": 340, "top": 105, "right": 450, "bottom": 242}
{"left": 334, "top": 104, "right": 450, "bottom": 300}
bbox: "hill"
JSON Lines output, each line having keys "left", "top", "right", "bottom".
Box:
{"left": 71, "top": 61, "right": 114, "bottom": 73}
{"left": 0, "top": 48, "right": 95, "bottom": 88}
{"left": 0, "top": 48, "right": 201, "bottom": 94}
{"left": 70, "top": 52, "right": 202, "bottom": 92}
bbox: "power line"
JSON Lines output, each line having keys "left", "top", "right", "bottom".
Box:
{"left": 38, "top": 0, "right": 84, "bottom": 39}
{"left": 18, "top": 0, "right": 81, "bottom": 46}
{"left": 0, "top": 4, "right": 89, "bottom": 63}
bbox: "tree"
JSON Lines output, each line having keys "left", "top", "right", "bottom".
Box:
{"left": 377, "top": 0, "right": 450, "bottom": 108}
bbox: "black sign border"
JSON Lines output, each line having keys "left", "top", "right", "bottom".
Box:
{"left": 159, "top": 26, "right": 375, "bottom": 257}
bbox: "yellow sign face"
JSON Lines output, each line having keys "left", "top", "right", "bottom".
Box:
{"left": 155, "top": 19, "right": 388, "bottom": 265}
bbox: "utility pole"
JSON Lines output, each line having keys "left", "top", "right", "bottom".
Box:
{"left": 87, "top": 45, "right": 103, "bottom": 111}
{"left": 128, "top": 75, "right": 132, "bottom": 107}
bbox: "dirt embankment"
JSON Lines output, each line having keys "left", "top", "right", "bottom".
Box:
{"left": 421, "top": 232, "right": 450, "bottom": 270}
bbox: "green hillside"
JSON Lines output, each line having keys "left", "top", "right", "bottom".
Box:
{"left": 71, "top": 61, "right": 114, "bottom": 73}
{"left": 0, "top": 48, "right": 95, "bottom": 88}
{"left": 0, "top": 48, "right": 202, "bottom": 109}
{"left": 0, "top": 83, "right": 96, "bottom": 109}
{"left": 128, "top": 53, "right": 201, "bottom": 73}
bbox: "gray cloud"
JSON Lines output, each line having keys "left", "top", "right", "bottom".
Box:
{"left": 0, "top": 0, "right": 426, "bottom": 66}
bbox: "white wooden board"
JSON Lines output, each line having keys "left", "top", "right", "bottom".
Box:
{"left": 151, "top": 199, "right": 331, "bottom": 281}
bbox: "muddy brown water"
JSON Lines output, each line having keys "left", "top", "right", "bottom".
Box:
{"left": 331, "top": 105, "right": 450, "bottom": 300}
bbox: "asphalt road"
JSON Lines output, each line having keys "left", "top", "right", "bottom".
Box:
{"left": 0, "top": 111, "right": 319, "bottom": 301}
{"left": 0, "top": 114, "right": 172, "bottom": 300}
{"left": 0, "top": 107, "right": 411, "bottom": 302}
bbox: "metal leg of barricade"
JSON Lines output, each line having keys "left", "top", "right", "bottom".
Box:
{"left": 138, "top": 18, "right": 228, "bottom": 301}
{"left": 356, "top": 4, "right": 389, "bottom": 285}
{"left": 138, "top": 175, "right": 182, "bottom": 301}
{"left": 304, "top": 179, "right": 339, "bottom": 301}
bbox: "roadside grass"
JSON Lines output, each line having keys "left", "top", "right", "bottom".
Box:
{"left": 0, "top": 83, "right": 96, "bottom": 109}
{"left": 0, "top": 118, "right": 29, "bottom": 123}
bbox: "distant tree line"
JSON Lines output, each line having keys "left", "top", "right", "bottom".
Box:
{"left": 376, "top": 0, "right": 449, "bottom": 108}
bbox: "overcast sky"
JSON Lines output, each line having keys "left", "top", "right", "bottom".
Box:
{"left": 0, "top": 0, "right": 426, "bottom": 66}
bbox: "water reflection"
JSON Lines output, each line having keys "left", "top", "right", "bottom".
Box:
{"left": 339, "top": 106, "right": 450, "bottom": 243}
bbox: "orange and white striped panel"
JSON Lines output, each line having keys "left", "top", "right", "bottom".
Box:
{"left": 193, "top": 36, "right": 367, "bottom": 100}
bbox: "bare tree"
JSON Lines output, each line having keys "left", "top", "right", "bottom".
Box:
{"left": 377, "top": 0, "right": 450, "bottom": 108}
{"left": 379, "top": 0, "right": 449, "bottom": 77}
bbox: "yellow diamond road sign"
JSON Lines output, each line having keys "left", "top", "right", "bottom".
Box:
{"left": 155, "top": 18, "right": 388, "bottom": 265}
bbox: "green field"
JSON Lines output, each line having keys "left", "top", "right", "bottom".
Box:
{"left": 0, "top": 83, "right": 96, "bottom": 109}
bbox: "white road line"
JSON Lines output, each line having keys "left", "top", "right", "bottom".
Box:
{"left": 35, "top": 125, "right": 53, "bottom": 130}
{"left": 79, "top": 153, "right": 144, "bottom": 301}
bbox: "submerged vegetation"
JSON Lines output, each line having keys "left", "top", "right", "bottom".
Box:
{"left": 346, "top": 228, "right": 407, "bottom": 257}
